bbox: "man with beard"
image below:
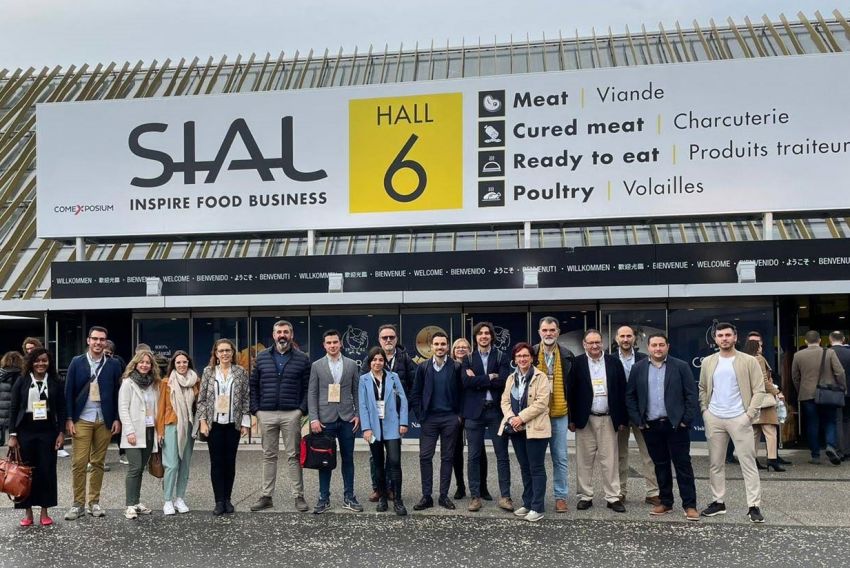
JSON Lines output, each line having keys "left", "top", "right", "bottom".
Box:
{"left": 249, "top": 320, "right": 312, "bottom": 513}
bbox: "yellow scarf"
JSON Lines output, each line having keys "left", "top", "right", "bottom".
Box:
{"left": 537, "top": 345, "right": 567, "bottom": 417}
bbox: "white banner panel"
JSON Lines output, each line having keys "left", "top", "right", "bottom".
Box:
{"left": 36, "top": 53, "right": 850, "bottom": 238}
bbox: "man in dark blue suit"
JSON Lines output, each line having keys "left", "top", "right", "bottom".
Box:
{"left": 462, "top": 322, "right": 512, "bottom": 512}
{"left": 625, "top": 333, "right": 700, "bottom": 521}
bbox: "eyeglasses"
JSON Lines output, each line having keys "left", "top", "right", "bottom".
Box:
{"left": 380, "top": 336, "right": 396, "bottom": 341}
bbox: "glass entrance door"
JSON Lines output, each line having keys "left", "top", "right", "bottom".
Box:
{"left": 600, "top": 305, "right": 668, "bottom": 357}
{"left": 192, "top": 315, "right": 248, "bottom": 370}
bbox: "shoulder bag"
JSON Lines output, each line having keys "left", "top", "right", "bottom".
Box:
{"left": 0, "top": 446, "right": 33, "bottom": 502}
{"left": 815, "top": 348, "right": 846, "bottom": 407}
{"left": 148, "top": 451, "right": 164, "bottom": 478}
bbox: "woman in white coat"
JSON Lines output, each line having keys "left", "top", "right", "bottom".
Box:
{"left": 119, "top": 349, "right": 161, "bottom": 519}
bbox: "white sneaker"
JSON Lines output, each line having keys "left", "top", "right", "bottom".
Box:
{"left": 525, "top": 510, "right": 544, "bottom": 522}
{"left": 124, "top": 506, "right": 138, "bottom": 520}
{"left": 88, "top": 503, "right": 106, "bottom": 517}
{"left": 57, "top": 449, "right": 70, "bottom": 457}
{"left": 64, "top": 505, "right": 83, "bottom": 521}
{"left": 174, "top": 497, "right": 190, "bottom": 513}
{"left": 119, "top": 455, "right": 129, "bottom": 465}
{"left": 513, "top": 507, "right": 530, "bottom": 517}
{"left": 134, "top": 503, "right": 152, "bottom": 515}
{"left": 163, "top": 501, "right": 176, "bottom": 516}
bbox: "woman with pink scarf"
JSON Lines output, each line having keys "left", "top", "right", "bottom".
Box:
{"left": 156, "top": 351, "right": 200, "bottom": 515}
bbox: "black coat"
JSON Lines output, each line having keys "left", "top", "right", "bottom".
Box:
{"left": 9, "top": 373, "right": 67, "bottom": 435}
{"left": 0, "top": 367, "right": 19, "bottom": 428}
{"left": 625, "top": 356, "right": 698, "bottom": 429}
{"left": 461, "top": 349, "right": 511, "bottom": 420}
{"left": 361, "top": 346, "right": 417, "bottom": 396}
{"left": 567, "top": 353, "right": 628, "bottom": 430}
{"left": 250, "top": 347, "right": 311, "bottom": 414}
{"left": 410, "top": 359, "right": 463, "bottom": 422}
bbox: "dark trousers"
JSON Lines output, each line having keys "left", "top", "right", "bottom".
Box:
{"left": 643, "top": 419, "right": 697, "bottom": 509}
{"left": 370, "top": 438, "right": 402, "bottom": 498}
{"left": 510, "top": 434, "right": 548, "bottom": 512}
{"left": 318, "top": 419, "right": 356, "bottom": 501}
{"left": 419, "top": 413, "right": 460, "bottom": 498}
{"left": 452, "top": 418, "right": 488, "bottom": 490}
{"left": 840, "top": 404, "right": 850, "bottom": 456}
{"left": 802, "top": 400, "right": 838, "bottom": 457}
{"left": 466, "top": 403, "right": 511, "bottom": 498}
{"left": 15, "top": 418, "right": 58, "bottom": 509}
{"left": 208, "top": 422, "right": 240, "bottom": 503}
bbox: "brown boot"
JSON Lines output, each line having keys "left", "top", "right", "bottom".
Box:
{"left": 649, "top": 504, "right": 672, "bottom": 516}
{"left": 645, "top": 496, "right": 662, "bottom": 506}
{"left": 684, "top": 507, "right": 700, "bottom": 521}
{"left": 497, "top": 497, "right": 514, "bottom": 512}
{"left": 468, "top": 497, "right": 482, "bottom": 512}
{"left": 555, "top": 499, "right": 569, "bottom": 513}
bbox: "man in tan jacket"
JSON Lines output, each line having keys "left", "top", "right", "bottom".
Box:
{"left": 792, "top": 330, "right": 846, "bottom": 465}
{"left": 698, "top": 322, "right": 766, "bottom": 523}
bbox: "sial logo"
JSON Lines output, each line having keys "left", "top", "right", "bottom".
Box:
{"left": 128, "top": 117, "right": 327, "bottom": 188}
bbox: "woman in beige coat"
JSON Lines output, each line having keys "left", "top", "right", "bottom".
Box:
{"left": 743, "top": 339, "right": 785, "bottom": 472}
{"left": 500, "top": 342, "right": 551, "bottom": 522}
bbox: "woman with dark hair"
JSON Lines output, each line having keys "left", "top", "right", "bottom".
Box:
{"left": 156, "top": 350, "right": 200, "bottom": 515}
{"left": 499, "top": 342, "right": 551, "bottom": 522}
{"left": 196, "top": 338, "right": 250, "bottom": 515}
{"left": 450, "top": 338, "right": 489, "bottom": 500}
{"left": 0, "top": 351, "right": 24, "bottom": 446}
{"left": 743, "top": 339, "right": 785, "bottom": 472}
{"left": 8, "top": 348, "right": 66, "bottom": 526}
{"left": 119, "top": 349, "right": 162, "bottom": 519}
{"left": 359, "top": 346, "right": 409, "bottom": 516}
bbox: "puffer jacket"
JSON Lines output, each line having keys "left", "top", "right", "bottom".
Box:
{"left": 249, "top": 347, "right": 311, "bottom": 414}
{"left": 0, "top": 366, "right": 20, "bottom": 428}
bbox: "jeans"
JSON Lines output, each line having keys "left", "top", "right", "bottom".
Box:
{"left": 419, "top": 413, "right": 460, "bottom": 498}
{"left": 465, "top": 404, "right": 511, "bottom": 498}
{"left": 318, "top": 419, "right": 356, "bottom": 502}
{"left": 371, "top": 438, "right": 402, "bottom": 498}
{"left": 802, "top": 400, "right": 838, "bottom": 457}
{"left": 549, "top": 416, "right": 569, "bottom": 500}
{"left": 511, "top": 434, "right": 548, "bottom": 512}
{"left": 642, "top": 419, "right": 697, "bottom": 509}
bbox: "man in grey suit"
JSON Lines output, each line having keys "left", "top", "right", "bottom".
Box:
{"left": 308, "top": 329, "right": 362, "bottom": 514}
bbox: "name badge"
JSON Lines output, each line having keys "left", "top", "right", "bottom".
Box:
{"left": 327, "top": 383, "right": 341, "bottom": 403}
{"left": 33, "top": 401, "right": 48, "bottom": 420}
{"left": 145, "top": 415, "right": 155, "bottom": 427}
{"left": 376, "top": 400, "right": 385, "bottom": 419}
{"left": 89, "top": 381, "right": 101, "bottom": 402}
{"left": 592, "top": 378, "right": 606, "bottom": 396}
{"left": 215, "top": 394, "right": 230, "bottom": 414}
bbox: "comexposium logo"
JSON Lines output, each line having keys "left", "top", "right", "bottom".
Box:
{"left": 54, "top": 204, "right": 115, "bottom": 215}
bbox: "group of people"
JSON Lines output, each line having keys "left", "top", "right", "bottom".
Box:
{"left": 3, "top": 318, "right": 849, "bottom": 526}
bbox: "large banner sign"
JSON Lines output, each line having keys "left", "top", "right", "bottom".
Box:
{"left": 36, "top": 53, "right": 850, "bottom": 238}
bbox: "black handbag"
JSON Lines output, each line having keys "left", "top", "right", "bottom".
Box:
{"left": 299, "top": 432, "right": 337, "bottom": 470}
{"left": 815, "top": 348, "right": 846, "bottom": 408}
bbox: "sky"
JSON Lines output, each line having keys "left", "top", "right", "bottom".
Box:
{"left": 0, "top": 0, "right": 840, "bottom": 70}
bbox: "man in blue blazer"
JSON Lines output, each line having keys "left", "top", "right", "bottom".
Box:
{"left": 410, "top": 331, "right": 462, "bottom": 511}
{"left": 626, "top": 333, "right": 700, "bottom": 520}
{"left": 461, "top": 322, "right": 512, "bottom": 512}
{"left": 567, "top": 329, "right": 628, "bottom": 512}
{"left": 63, "top": 326, "right": 123, "bottom": 521}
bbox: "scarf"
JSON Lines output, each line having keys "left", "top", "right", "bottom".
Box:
{"left": 129, "top": 369, "right": 155, "bottom": 390}
{"left": 168, "top": 369, "right": 198, "bottom": 458}
{"left": 537, "top": 344, "right": 567, "bottom": 418}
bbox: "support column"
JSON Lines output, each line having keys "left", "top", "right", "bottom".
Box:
{"left": 75, "top": 237, "right": 85, "bottom": 260}
{"left": 523, "top": 221, "right": 532, "bottom": 249}
{"left": 307, "top": 229, "right": 315, "bottom": 256}
{"left": 763, "top": 212, "right": 773, "bottom": 240}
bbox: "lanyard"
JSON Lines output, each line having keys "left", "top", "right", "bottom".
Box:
{"left": 30, "top": 373, "right": 48, "bottom": 398}
{"left": 386, "top": 354, "right": 396, "bottom": 372}
{"left": 88, "top": 356, "right": 105, "bottom": 382}
{"left": 371, "top": 372, "right": 385, "bottom": 400}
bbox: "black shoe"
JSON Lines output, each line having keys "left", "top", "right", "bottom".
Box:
{"left": 825, "top": 446, "right": 842, "bottom": 466}
{"left": 725, "top": 456, "right": 739, "bottom": 465}
{"left": 413, "top": 496, "right": 434, "bottom": 511}
{"left": 438, "top": 496, "right": 456, "bottom": 510}
{"left": 376, "top": 496, "right": 388, "bottom": 513}
{"left": 224, "top": 500, "right": 235, "bottom": 514}
{"left": 607, "top": 500, "right": 626, "bottom": 513}
{"left": 453, "top": 486, "right": 466, "bottom": 500}
{"left": 576, "top": 500, "right": 593, "bottom": 510}
{"left": 313, "top": 500, "right": 331, "bottom": 515}
{"left": 394, "top": 500, "right": 408, "bottom": 516}
{"left": 747, "top": 506, "right": 765, "bottom": 523}
{"left": 777, "top": 455, "right": 793, "bottom": 465}
{"left": 700, "top": 501, "right": 727, "bottom": 517}
{"left": 212, "top": 502, "right": 225, "bottom": 516}
{"left": 481, "top": 490, "right": 493, "bottom": 501}
{"left": 756, "top": 460, "right": 767, "bottom": 470}
{"left": 766, "top": 459, "right": 786, "bottom": 472}
{"left": 250, "top": 496, "right": 273, "bottom": 512}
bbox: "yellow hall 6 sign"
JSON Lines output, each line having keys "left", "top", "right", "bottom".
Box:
{"left": 349, "top": 93, "right": 463, "bottom": 213}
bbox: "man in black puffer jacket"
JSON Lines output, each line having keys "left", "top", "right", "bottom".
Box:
{"left": 249, "top": 320, "right": 312, "bottom": 513}
{"left": 0, "top": 351, "right": 24, "bottom": 446}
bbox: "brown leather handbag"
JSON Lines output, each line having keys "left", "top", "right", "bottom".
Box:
{"left": 0, "top": 446, "right": 33, "bottom": 502}
{"left": 147, "top": 451, "right": 164, "bottom": 478}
